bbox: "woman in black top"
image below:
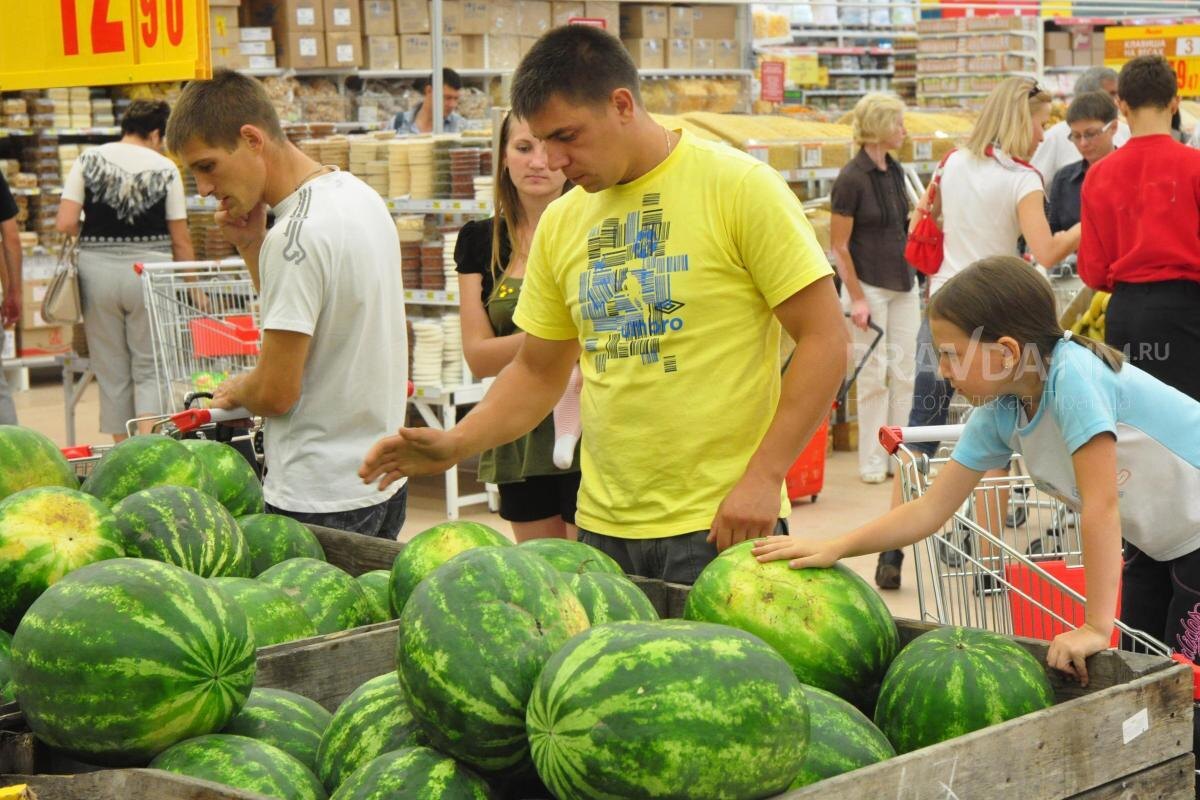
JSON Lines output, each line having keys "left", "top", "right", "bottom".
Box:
{"left": 453, "top": 112, "right": 578, "bottom": 542}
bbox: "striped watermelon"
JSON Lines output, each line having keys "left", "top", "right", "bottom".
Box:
{"left": 81, "top": 434, "right": 216, "bottom": 507}
{"left": 223, "top": 688, "right": 332, "bottom": 773}
{"left": 874, "top": 626, "right": 1055, "bottom": 754}
{"left": 567, "top": 572, "right": 658, "bottom": 624}
{"left": 330, "top": 746, "right": 495, "bottom": 800}
{"left": 257, "top": 558, "right": 374, "bottom": 635}
{"left": 527, "top": 620, "right": 810, "bottom": 800}
{"left": 0, "top": 630, "right": 12, "bottom": 703}
{"left": 113, "top": 485, "right": 250, "bottom": 577}
{"left": 179, "top": 439, "right": 263, "bottom": 518}
{"left": 237, "top": 514, "right": 326, "bottom": 576}
{"left": 316, "top": 672, "right": 425, "bottom": 792}
{"left": 789, "top": 684, "right": 895, "bottom": 788}
{"left": 210, "top": 577, "right": 317, "bottom": 648}
{"left": 0, "top": 426, "right": 76, "bottom": 502}
{"left": 389, "top": 521, "right": 511, "bottom": 616}
{"left": 0, "top": 486, "right": 125, "bottom": 631}
{"left": 397, "top": 547, "right": 589, "bottom": 772}
{"left": 355, "top": 570, "right": 392, "bottom": 623}
{"left": 684, "top": 540, "right": 899, "bottom": 705}
{"left": 518, "top": 538, "right": 624, "bottom": 576}
{"left": 150, "top": 734, "right": 327, "bottom": 800}
{"left": 11, "top": 558, "right": 256, "bottom": 764}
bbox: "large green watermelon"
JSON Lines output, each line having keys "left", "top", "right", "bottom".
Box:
{"left": 237, "top": 514, "right": 326, "bottom": 576}
{"left": 223, "top": 688, "right": 332, "bottom": 774}
{"left": 12, "top": 558, "right": 256, "bottom": 764}
{"left": 397, "top": 547, "right": 589, "bottom": 773}
{"left": 518, "top": 538, "right": 624, "bottom": 576}
{"left": 790, "top": 684, "right": 895, "bottom": 788}
{"left": 113, "top": 485, "right": 250, "bottom": 578}
{"left": 316, "top": 672, "right": 425, "bottom": 792}
{"left": 874, "top": 626, "right": 1055, "bottom": 754}
{"left": 0, "top": 426, "right": 76, "bottom": 502}
{"left": 0, "top": 630, "right": 12, "bottom": 703}
{"left": 257, "top": 558, "right": 374, "bottom": 635}
{"left": 210, "top": 577, "right": 317, "bottom": 648}
{"left": 0, "top": 486, "right": 125, "bottom": 631}
{"left": 331, "top": 746, "right": 495, "bottom": 800}
{"left": 150, "top": 734, "right": 327, "bottom": 800}
{"left": 527, "top": 619, "right": 810, "bottom": 800}
{"left": 684, "top": 540, "right": 899, "bottom": 705}
{"left": 567, "top": 572, "right": 658, "bottom": 624}
{"left": 389, "top": 521, "right": 511, "bottom": 616}
{"left": 81, "top": 434, "right": 216, "bottom": 507}
{"left": 355, "top": 570, "right": 392, "bottom": 624}
{"left": 180, "top": 439, "right": 263, "bottom": 517}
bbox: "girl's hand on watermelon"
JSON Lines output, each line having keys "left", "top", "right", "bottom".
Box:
{"left": 1047, "top": 625, "right": 1110, "bottom": 688}
{"left": 751, "top": 536, "right": 843, "bottom": 569}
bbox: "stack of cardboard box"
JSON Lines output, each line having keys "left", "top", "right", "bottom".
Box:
{"left": 238, "top": 27, "right": 278, "bottom": 71}
{"left": 243, "top": 0, "right": 328, "bottom": 68}
{"left": 619, "top": 4, "right": 739, "bottom": 71}
{"left": 210, "top": 0, "right": 248, "bottom": 69}
{"left": 17, "top": 259, "right": 70, "bottom": 359}
{"left": 1044, "top": 29, "right": 1106, "bottom": 69}
{"left": 326, "top": 0, "right": 364, "bottom": 67}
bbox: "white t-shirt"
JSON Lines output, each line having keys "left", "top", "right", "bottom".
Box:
{"left": 258, "top": 170, "right": 408, "bottom": 513}
{"left": 1030, "top": 119, "right": 1132, "bottom": 186}
{"left": 935, "top": 150, "right": 1044, "bottom": 296}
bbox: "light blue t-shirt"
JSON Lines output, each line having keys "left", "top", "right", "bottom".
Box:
{"left": 952, "top": 339, "right": 1200, "bottom": 561}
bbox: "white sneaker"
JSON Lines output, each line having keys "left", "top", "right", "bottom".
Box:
{"left": 860, "top": 472, "right": 888, "bottom": 484}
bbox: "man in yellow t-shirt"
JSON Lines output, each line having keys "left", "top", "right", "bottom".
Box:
{"left": 360, "top": 25, "right": 848, "bottom": 583}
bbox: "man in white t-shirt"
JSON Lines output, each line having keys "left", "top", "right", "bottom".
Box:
{"left": 167, "top": 70, "right": 409, "bottom": 538}
{"left": 1032, "top": 67, "right": 1130, "bottom": 184}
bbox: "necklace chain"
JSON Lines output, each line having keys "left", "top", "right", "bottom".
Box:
{"left": 296, "top": 163, "right": 332, "bottom": 193}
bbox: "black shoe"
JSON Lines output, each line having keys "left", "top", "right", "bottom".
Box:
{"left": 875, "top": 551, "right": 903, "bottom": 590}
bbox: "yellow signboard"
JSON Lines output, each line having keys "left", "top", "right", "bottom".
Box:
{"left": 1105, "top": 24, "right": 1200, "bottom": 97}
{"left": 0, "top": 0, "right": 211, "bottom": 91}
{"left": 787, "top": 53, "right": 822, "bottom": 87}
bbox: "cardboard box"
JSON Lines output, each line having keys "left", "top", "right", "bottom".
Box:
{"left": 1044, "top": 31, "right": 1069, "bottom": 50}
{"left": 551, "top": 1, "right": 584, "bottom": 26}
{"left": 712, "top": 37, "right": 739, "bottom": 69}
{"left": 247, "top": 0, "right": 324, "bottom": 31}
{"left": 691, "top": 37, "right": 713, "bottom": 68}
{"left": 519, "top": 35, "right": 537, "bottom": 58}
{"left": 17, "top": 326, "right": 70, "bottom": 357}
{"left": 517, "top": 0, "right": 551, "bottom": 35}
{"left": 248, "top": 54, "right": 278, "bottom": 68}
{"left": 666, "top": 37, "right": 690, "bottom": 68}
{"left": 211, "top": 47, "right": 252, "bottom": 69}
{"left": 490, "top": 0, "right": 518, "bottom": 35}
{"left": 326, "top": 30, "right": 362, "bottom": 64}
{"left": 209, "top": 6, "right": 241, "bottom": 46}
{"left": 362, "top": 0, "right": 396, "bottom": 34}
{"left": 238, "top": 39, "right": 273, "bottom": 54}
{"left": 692, "top": 4, "right": 735, "bottom": 39}
{"left": 241, "top": 26, "right": 274, "bottom": 39}
{"left": 622, "top": 38, "right": 664, "bottom": 68}
{"left": 584, "top": 1, "right": 618, "bottom": 31}
{"left": 396, "top": 0, "right": 430, "bottom": 31}
{"left": 20, "top": 280, "right": 49, "bottom": 330}
{"left": 489, "top": 33, "right": 521, "bottom": 68}
{"left": 326, "top": 0, "right": 361, "bottom": 30}
{"left": 1044, "top": 48, "right": 1073, "bottom": 68}
{"left": 462, "top": 34, "right": 487, "bottom": 67}
{"left": 669, "top": 5, "right": 692, "bottom": 38}
{"left": 439, "top": 0, "right": 463, "bottom": 32}
{"left": 279, "top": 31, "right": 327, "bottom": 67}
{"left": 442, "top": 34, "right": 463, "bottom": 68}
{"left": 460, "top": 0, "right": 491, "bottom": 34}
{"left": 364, "top": 34, "right": 401, "bottom": 67}
{"left": 400, "top": 33, "right": 432, "bottom": 66}
{"left": 620, "top": 4, "right": 668, "bottom": 39}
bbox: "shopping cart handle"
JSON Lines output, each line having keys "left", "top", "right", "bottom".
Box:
{"left": 61, "top": 445, "right": 94, "bottom": 460}
{"left": 879, "top": 425, "right": 967, "bottom": 455}
{"left": 169, "top": 407, "right": 252, "bottom": 434}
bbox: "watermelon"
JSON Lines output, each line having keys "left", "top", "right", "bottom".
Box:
{"left": 150, "top": 734, "right": 327, "bottom": 800}
{"left": 237, "top": 513, "right": 326, "bottom": 576}
{"left": 81, "top": 434, "right": 216, "bottom": 507}
{"left": 223, "top": 688, "right": 332, "bottom": 773}
{"left": 180, "top": 439, "right": 263, "bottom": 517}
{"left": 355, "top": 570, "right": 392, "bottom": 623}
{"left": 684, "top": 540, "right": 899, "bottom": 705}
{"left": 316, "top": 672, "right": 425, "bottom": 792}
{"left": 567, "top": 572, "right": 658, "bottom": 624}
{"left": 257, "top": 558, "right": 374, "bottom": 635}
{"left": 518, "top": 538, "right": 624, "bottom": 576}
{"left": 11, "top": 558, "right": 256, "bottom": 764}
{"left": 330, "top": 746, "right": 495, "bottom": 800}
{"left": 874, "top": 626, "right": 1055, "bottom": 754}
{"left": 210, "top": 577, "right": 317, "bottom": 647}
{"left": 527, "top": 619, "right": 810, "bottom": 800}
{"left": 0, "top": 425, "right": 76, "bottom": 502}
{"left": 389, "top": 521, "right": 511, "bottom": 615}
{"left": 789, "top": 684, "right": 895, "bottom": 788}
{"left": 0, "top": 486, "right": 125, "bottom": 631}
{"left": 113, "top": 485, "right": 251, "bottom": 577}
{"left": 0, "top": 630, "right": 12, "bottom": 703}
{"left": 397, "top": 547, "right": 589, "bottom": 772}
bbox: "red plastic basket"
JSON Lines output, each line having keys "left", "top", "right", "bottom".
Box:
{"left": 1005, "top": 559, "right": 1122, "bottom": 647}
{"left": 189, "top": 315, "right": 260, "bottom": 357}
{"left": 786, "top": 416, "right": 829, "bottom": 503}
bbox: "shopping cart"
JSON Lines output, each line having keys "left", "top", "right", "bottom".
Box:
{"left": 137, "top": 259, "right": 259, "bottom": 414}
{"left": 879, "top": 423, "right": 1169, "bottom": 657}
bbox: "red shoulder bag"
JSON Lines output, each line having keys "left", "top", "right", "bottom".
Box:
{"left": 904, "top": 150, "right": 955, "bottom": 277}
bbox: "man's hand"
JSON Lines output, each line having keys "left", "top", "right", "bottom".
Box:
{"left": 1, "top": 291, "right": 19, "bottom": 329}
{"left": 212, "top": 374, "right": 246, "bottom": 410}
{"left": 707, "top": 472, "right": 783, "bottom": 551}
{"left": 751, "top": 534, "right": 844, "bottom": 569}
{"left": 849, "top": 298, "right": 870, "bottom": 331}
{"left": 215, "top": 201, "right": 268, "bottom": 254}
{"left": 189, "top": 286, "right": 211, "bottom": 314}
{"left": 1047, "top": 624, "right": 1110, "bottom": 688}
{"left": 359, "top": 427, "right": 461, "bottom": 490}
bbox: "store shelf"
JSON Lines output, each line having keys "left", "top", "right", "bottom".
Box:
{"left": 801, "top": 89, "right": 872, "bottom": 96}
{"left": 917, "top": 29, "right": 1039, "bottom": 40}
{"left": 0, "top": 129, "right": 32, "bottom": 138}
{"left": 387, "top": 198, "right": 492, "bottom": 214}
{"left": 243, "top": 68, "right": 286, "bottom": 77}
{"left": 828, "top": 69, "right": 893, "bottom": 76}
{"left": 778, "top": 167, "right": 841, "bottom": 181}
{"left": 753, "top": 35, "right": 794, "bottom": 48}
{"left": 791, "top": 28, "right": 916, "bottom": 39}
{"left": 358, "top": 68, "right": 514, "bottom": 79}
{"left": 44, "top": 127, "right": 121, "bottom": 136}
{"left": 10, "top": 188, "right": 39, "bottom": 197}
{"left": 917, "top": 50, "right": 1040, "bottom": 60}
{"left": 641, "top": 69, "right": 754, "bottom": 77}
{"left": 404, "top": 288, "right": 460, "bottom": 306}
{"left": 1044, "top": 66, "right": 1094, "bottom": 73}
{"left": 815, "top": 47, "right": 897, "bottom": 56}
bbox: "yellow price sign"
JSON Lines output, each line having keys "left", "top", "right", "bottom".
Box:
{"left": 1105, "top": 24, "right": 1200, "bottom": 97}
{"left": 787, "top": 53, "right": 821, "bottom": 87}
{"left": 0, "top": 0, "right": 211, "bottom": 91}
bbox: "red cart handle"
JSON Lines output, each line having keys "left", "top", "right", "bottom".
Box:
{"left": 878, "top": 425, "right": 967, "bottom": 456}
{"left": 61, "top": 445, "right": 94, "bottom": 459}
{"left": 168, "top": 407, "right": 252, "bottom": 434}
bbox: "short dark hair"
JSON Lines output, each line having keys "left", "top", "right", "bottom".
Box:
{"left": 511, "top": 25, "right": 641, "bottom": 118}
{"left": 1066, "top": 91, "right": 1118, "bottom": 125}
{"left": 167, "top": 69, "right": 284, "bottom": 152}
{"left": 1117, "top": 55, "right": 1178, "bottom": 111}
{"left": 416, "top": 68, "right": 462, "bottom": 92}
{"left": 121, "top": 100, "right": 171, "bottom": 139}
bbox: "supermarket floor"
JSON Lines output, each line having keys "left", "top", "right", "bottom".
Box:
{"left": 12, "top": 370, "right": 921, "bottom": 620}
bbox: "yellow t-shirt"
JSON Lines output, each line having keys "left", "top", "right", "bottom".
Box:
{"left": 513, "top": 130, "right": 833, "bottom": 538}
